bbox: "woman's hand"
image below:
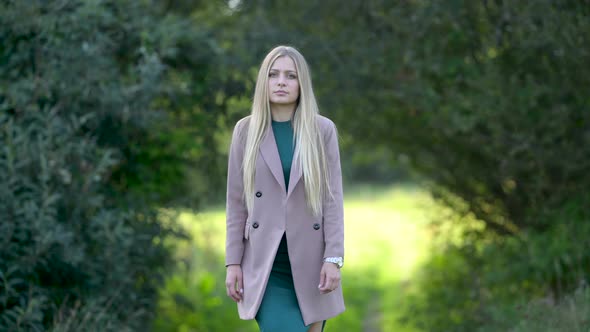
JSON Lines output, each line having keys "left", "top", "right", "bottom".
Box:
{"left": 318, "top": 262, "right": 341, "bottom": 294}
{"left": 225, "top": 264, "right": 243, "bottom": 302}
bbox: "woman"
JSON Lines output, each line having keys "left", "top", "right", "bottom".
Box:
{"left": 225, "top": 45, "right": 345, "bottom": 332}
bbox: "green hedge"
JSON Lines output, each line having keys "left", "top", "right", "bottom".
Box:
{"left": 0, "top": 1, "right": 202, "bottom": 330}
{"left": 401, "top": 194, "right": 590, "bottom": 331}
{"left": 484, "top": 284, "right": 590, "bottom": 332}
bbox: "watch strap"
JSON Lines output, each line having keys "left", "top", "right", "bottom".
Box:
{"left": 324, "top": 256, "right": 343, "bottom": 268}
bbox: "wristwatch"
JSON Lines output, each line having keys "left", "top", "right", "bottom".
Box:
{"left": 324, "top": 257, "right": 343, "bottom": 269}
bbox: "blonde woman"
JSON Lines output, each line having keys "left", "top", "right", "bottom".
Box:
{"left": 224, "top": 45, "right": 345, "bottom": 332}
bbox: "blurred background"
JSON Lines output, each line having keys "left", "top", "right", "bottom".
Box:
{"left": 1, "top": 0, "right": 589, "bottom": 331}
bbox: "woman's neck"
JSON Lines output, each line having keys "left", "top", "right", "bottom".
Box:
{"left": 270, "top": 104, "right": 296, "bottom": 122}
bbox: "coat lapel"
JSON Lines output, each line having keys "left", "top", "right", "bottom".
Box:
{"left": 260, "top": 126, "right": 287, "bottom": 193}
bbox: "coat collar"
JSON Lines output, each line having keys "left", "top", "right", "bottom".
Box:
{"left": 260, "top": 124, "right": 302, "bottom": 197}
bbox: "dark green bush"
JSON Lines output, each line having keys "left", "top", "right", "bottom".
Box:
{"left": 482, "top": 284, "right": 590, "bottom": 332}
{"left": 0, "top": 1, "right": 206, "bottom": 330}
{"left": 402, "top": 193, "right": 590, "bottom": 331}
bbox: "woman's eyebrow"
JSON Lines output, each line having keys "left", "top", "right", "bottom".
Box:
{"left": 269, "top": 69, "right": 297, "bottom": 73}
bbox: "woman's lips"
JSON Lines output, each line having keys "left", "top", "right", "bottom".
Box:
{"left": 274, "top": 91, "right": 287, "bottom": 95}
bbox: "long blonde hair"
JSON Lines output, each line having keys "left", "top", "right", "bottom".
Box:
{"left": 242, "top": 45, "right": 331, "bottom": 216}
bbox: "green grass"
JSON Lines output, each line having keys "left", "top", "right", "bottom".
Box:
{"left": 155, "top": 183, "right": 437, "bottom": 332}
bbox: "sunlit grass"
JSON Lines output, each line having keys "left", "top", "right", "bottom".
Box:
{"left": 159, "top": 183, "right": 438, "bottom": 331}
{"left": 342, "top": 183, "right": 432, "bottom": 280}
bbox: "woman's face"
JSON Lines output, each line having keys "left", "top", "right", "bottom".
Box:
{"left": 268, "top": 56, "right": 300, "bottom": 107}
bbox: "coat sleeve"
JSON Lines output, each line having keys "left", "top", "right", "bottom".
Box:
{"left": 225, "top": 120, "right": 248, "bottom": 266}
{"left": 322, "top": 120, "right": 345, "bottom": 259}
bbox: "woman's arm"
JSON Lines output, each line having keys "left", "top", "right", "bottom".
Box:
{"left": 225, "top": 119, "right": 248, "bottom": 267}
{"left": 322, "top": 120, "right": 345, "bottom": 260}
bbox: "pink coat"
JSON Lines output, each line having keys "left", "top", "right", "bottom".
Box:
{"left": 225, "top": 114, "right": 345, "bottom": 326}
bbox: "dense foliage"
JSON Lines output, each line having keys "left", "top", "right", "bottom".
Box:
{"left": 0, "top": 1, "right": 233, "bottom": 330}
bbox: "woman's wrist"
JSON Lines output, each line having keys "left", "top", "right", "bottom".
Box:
{"left": 323, "top": 257, "right": 343, "bottom": 269}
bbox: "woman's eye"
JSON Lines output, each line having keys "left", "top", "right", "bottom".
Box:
{"left": 269, "top": 72, "right": 277, "bottom": 77}
{"left": 288, "top": 74, "right": 297, "bottom": 79}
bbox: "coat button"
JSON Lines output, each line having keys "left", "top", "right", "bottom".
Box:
{"left": 252, "top": 222, "right": 259, "bottom": 229}
{"left": 313, "top": 223, "right": 320, "bottom": 230}
{"left": 255, "top": 191, "right": 262, "bottom": 198}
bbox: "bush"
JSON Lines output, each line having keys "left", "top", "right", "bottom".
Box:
{"left": 402, "top": 193, "right": 590, "bottom": 331}
{"left": 0, "top": 1, "right": 192, "bottom": 330}
{"left": 482, "top": 284, "right": 590, "bottom": 332}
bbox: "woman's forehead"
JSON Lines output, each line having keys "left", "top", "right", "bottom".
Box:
{"left": 270, "top": 56, "right": 296, "bottom": 71}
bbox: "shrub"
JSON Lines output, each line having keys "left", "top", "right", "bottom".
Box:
{"left": 402, "top": 193, "right": 590, "bottom": 331}
{"left": 0, "top": 1, "right": 189, "bottom": 329}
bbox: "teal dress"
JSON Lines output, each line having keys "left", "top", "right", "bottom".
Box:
{"left": 255, "top": 120, "right": 326, "bottom": 332}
